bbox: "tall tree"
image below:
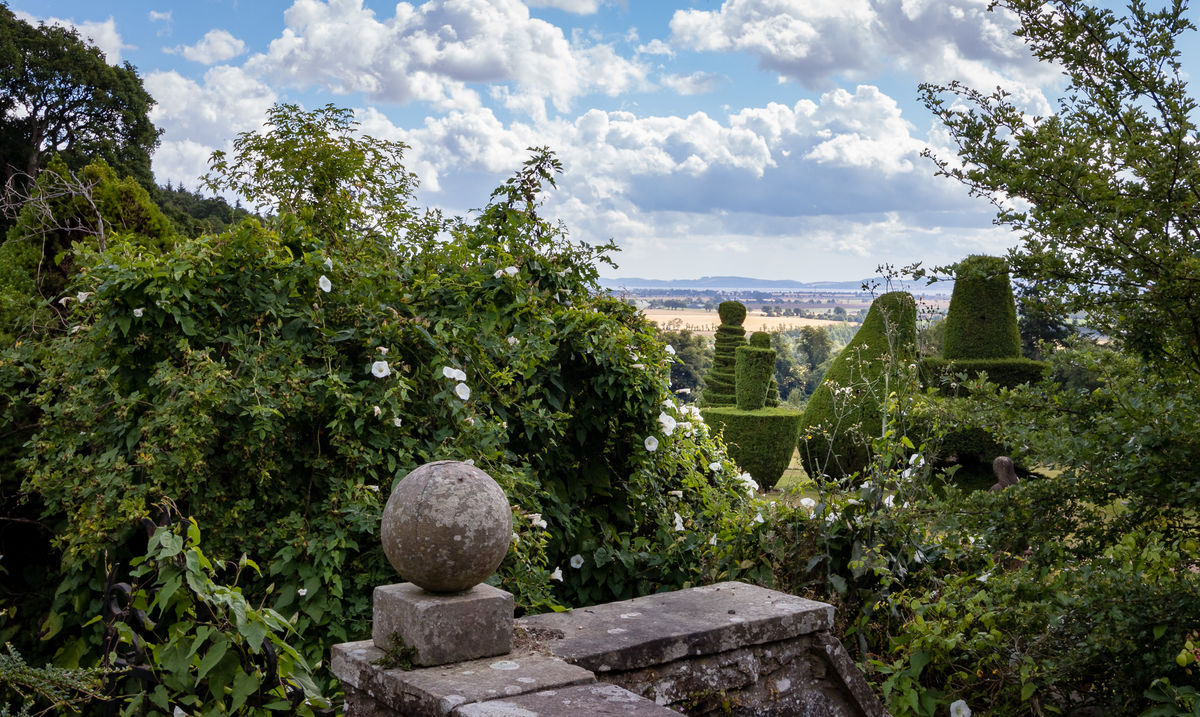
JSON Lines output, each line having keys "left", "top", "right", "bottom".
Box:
{"left": 921, "top": 0, "right": 1200, "bottom": 376}
{"left": 0, "top": 5, "right": 160, "bottom": 188}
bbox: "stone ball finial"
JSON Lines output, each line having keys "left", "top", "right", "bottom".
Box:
{"left": 718, "top": 301, "right": 747, "bottom": 327}
{"left": 381, "top": 460, "right": 513, "bottom": 593}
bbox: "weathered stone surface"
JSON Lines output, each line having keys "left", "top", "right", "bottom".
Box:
{"left": 518, "top": 581, "right": 832, "bottom": 672}
{"left": 455, "top": 684, "right": 680, "bottom": 716}
{"left": 381, "top": 460, "right": 513, "bottom": 593}
{"left": 373, "top": 582, "right": 514, "bottom": 666}
{"left": 333, "top": 640, "right": 595, "bottom": 716}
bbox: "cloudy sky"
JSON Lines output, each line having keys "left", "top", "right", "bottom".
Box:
{"left": 12, "top": 0, "right": 1121, "bottom": 281}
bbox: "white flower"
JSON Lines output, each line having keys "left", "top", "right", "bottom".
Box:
{"left": 494, "top": 269, "right": 504, "bottom": 278}
{"left": 709, "top": 462, "right": 722, "bottom": 473}
{"left": 373, "top": 405, "right": 382, "bottom": 417}
{"left": 570, "top": 554, "right": 584, "bottom": 569}
{"left": 298, "top": 588, "right": 308, "bottom": 597}
{"left": 323, "top": 257, "right": 333, "bottom": 270}
{"left": 799, "top": 497, "right": 817, "bottom": 515}
{"left": 370, "top": 361, "right": 391, "bottom": 378}
{"left": 976, "top": 571, "right": 991, "bottom": 583}
{"left": 393, "top": 417, "right": 402, "bottom": 427}
{"left": 132, "top": 307, "right": 144, "bottom": 318}
{"left": 662, "top": 399, "right": 675, "bottom": 411}
{"left": 753, "top": 512, "right": 764, "bottom": 524}
{"left": 737, "top": 472, "right": 759, "bottom": 496}
{"left": 632, "top": 363, "right": 645, "bottom": 369}
{"left": 529, "top": 514, "right": 547, "bottom": 529}
{"left": 454, "top": 383, "right": 471, "bottom": 400}
{"left": 507, "top": 336, "right": 519, "bottom": 346}
{"left": 318, "top": 275, "right": 332, "bottom": 293}
{"left": 708, "top": 534, "right": 717, "bottom": 546}
{"left": 909, "top": 452, "right": 922, "bottom": 466}
{"left": 76, "top": 291, "right": 91, "bottom": 302}
{"left": 677, "top": 422, "right": 693, "bottom": 436}
{"left": 512, "top": 532, "right": 519, "bottom": 544}
{"left": 950, "top": 700, "right": 972, "bottom": 717}
{"left": 668, "top": 490, "right": 683, "bottom": 497}
{"left": 644, "top": 436, "right": 659, "bottom": 452}
{"left": 442, "top": 366, "right": 457, "bottom": 379}
{"left": 883, "top": 494, "right": 895, "bottom": 508}
{"left": 665, "top": 344, "right": 676, "bottom": 355}
{"left": 377, "top": 346, "right": 388, "bottom": 355}
{"left": 504, "top": 266, "right": 518, "bottom": 276}
{"left": 550, "top": 567, "right": 563, "bottom": 582}
{"left": 464, "top": 458, "right": 474, "bottom": 465}
{"left": 174, "top": 707, "right": 188, "bottom": 717}
{"left": 673, "top": 512, "right": 685, "bottom": 531}
{"left": 658, "top": 412, "right": 677, "bottom": 436}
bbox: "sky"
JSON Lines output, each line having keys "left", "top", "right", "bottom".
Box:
{"left": 12, "top": 0, "right": 1187, "bottom": 281}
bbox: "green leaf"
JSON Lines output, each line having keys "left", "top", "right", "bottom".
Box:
{"left": 229, "top": 670, "right": 260, "bottom": 713}
{"left": 1021, "top": 681, "right": 1037, "bottom": 701}
{"left": 197, "top": 637, "right": 229, "bottom": 682}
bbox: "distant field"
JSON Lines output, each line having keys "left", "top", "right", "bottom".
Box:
{"left": 643, "top": 309, "right": 848, "bottom": 334}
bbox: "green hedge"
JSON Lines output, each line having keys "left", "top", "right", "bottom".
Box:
{"left": 798, "top": 291, "right": 917, "bottom": 481}
{"left": 920, "top": 357, "right": 1047, "bottom": 391}
{"left": 702, "top": 303, "right": 747, "bottom": 407}
{"left": 749, "top": 331, "right": 781, "bottom": 406}
{"left": 735, "top": 345, "right": 775, "bottom": 411}
{"left": 943, "top": 255, "right": 1022, "bottom": 360}
{"left": 701, "top": 406, "right": 804, "bottom": 490}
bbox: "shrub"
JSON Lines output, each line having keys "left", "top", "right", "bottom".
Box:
{"left": 700, "top": 301, "right": 747, "bottom": 407}
{"left": 734, "top": 345, "right": 775, "bottom": 411}
{"left": 919, "top": 357, "right": 1047, "bottom": 391}
{"left": 749, "top": 331, "right": 782, "bottom": 406}
{"left": 942, "top": 255, "right": 1022, "bottom": 361}
{"left": 700, "top": 407, "right": 804, "bottom": 490}
{"left": 798, "top": 291, "right": 917, "bottom": 481}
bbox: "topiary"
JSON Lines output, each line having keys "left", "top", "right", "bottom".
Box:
{"left": 798, "top": 291, "right": 917, "bottom": 481}
{"left": 701, "top": 407, "right": 804, "bottom": 491}
{"left": 748, "top": 331, "right": 781, "bottom": 406}
{"left": 942, "top": 255, "right": 1022, "bottom": 360}
{"left": 701, "top": 301, "right": 747, "bottom": 406}
{"left": 735, "top": 344, "right": 775, "bottom": 411}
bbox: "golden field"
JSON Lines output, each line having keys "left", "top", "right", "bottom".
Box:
{"left": 642, "top": 308, "right": 848, "bottom": 334}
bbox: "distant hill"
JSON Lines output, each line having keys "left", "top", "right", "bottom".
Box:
{"left": 599, "top": 275, "right": 951, "bottom": 293}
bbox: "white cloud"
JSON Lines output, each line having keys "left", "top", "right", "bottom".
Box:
{"left": 15, "top": 11, "right": 130, "bottom": 63}
{"left": 636, "top": 39, "right": 674, "bottom": 57}
{"left": 525, "top": 0, "right": 601, "bottom": 13}
{"left": 172, "top": 29, "right": 247, "bottom": 65}
{"left": 244, "top": 0, "right": 648, "bottom": 116}
{"left": 148, "top": 10, "right": 172, "bottom": 23}
{"left": 661, "top": 71, "right": 723, "bottom": 95}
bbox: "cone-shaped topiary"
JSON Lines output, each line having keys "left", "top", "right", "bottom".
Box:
{"left": 943, "top": 255, "right": 1022, "bottom": 360}
{"left": 735, "top": 344, "right": 775, "bottom": 411}
{"left": 798, "top": 291, "right": 917, "bottom": 481}
{"left": 701, "top": 301, "right": 747, "bottom": 406}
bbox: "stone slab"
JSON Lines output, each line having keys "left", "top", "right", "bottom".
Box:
{"left": 454, "top": 684, "right": 681, "bottom": 716}
{"left": 517, "top": 581, "right": 833, "bottom": 672}
{"left": 333, "top": 640, "right": 596, "bottom": 716}
{"left": 374, "top": 582, "right": 513, "bottom": 666}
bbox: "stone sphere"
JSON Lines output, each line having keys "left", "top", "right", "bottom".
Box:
{"left": 381, "top": 460, "right": 513, "bottom": 593}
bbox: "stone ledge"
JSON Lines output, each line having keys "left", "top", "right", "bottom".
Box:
{"left": 518, "top": 581, "right": 833, "bottom": 672}
{"left": 333, "top": 640, "right": 596, "bottom": 716}
{"left": 454, "top": 684, "right": 681, "bottom": 716}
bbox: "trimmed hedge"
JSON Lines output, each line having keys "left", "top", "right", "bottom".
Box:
{"left": 798, "top": 291, "right": 917, "bottom": 481}
{"left": 749, "top": 331, "right": 781, "bottom": 407}
{"left": 943, "top": 255, "right": 1022, "bottom": 360}
{"left": 701, "top": 406, "right": 804, "bottom": 490}
{"left": 920, "top": 357, "right": 1048, "bottom": 391}
{"left": 702, "top": 302, "right": 747, "bottom": 407}
{"left": 735, "top": 345, "right": 776, "bottom": 411}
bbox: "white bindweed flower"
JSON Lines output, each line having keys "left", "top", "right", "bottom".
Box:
{"left": 737, "top": 472, "right": 759, "bottom": 496}
{"left": 373, "top": 405, "right": 382, "bottom": 417}
{"left": 570, "top": 554, "right": 584, "bottom": 569}
{"left": 529, "top": 514, "right": 547, "bottom": 529}
{"left": 318, "top": 275, "right": 332, "bottom": 293}
{"left": 454, "top": 383, "right": 470, "bottom": 400}
{"left": 709, "top": 462, "right": 722, "bottom": 472}
{"left": 883, "top": 494, "right": 895, "bottom": 508}
{"left": 673, "top": 512, "right": 685, "bottom": 531}
{"left": 708, "top": 534, "right": 717, "bottom": 546}
{"left": 550, "top": 567, "right": 563, "bottom": 582}
{"left": 371, "top": 361, "right": 391, "bottom": 378}
{"left": 298, "top": 588, "right": 308, "bottom": 597}
{"left": 504, "top": 266, "right": 518, "bottom": 276}
{"left": 644, "top": 436, "right": 659, "bottom": 452}
{"left": 323, "top": 257, "right": 333, "bottom": 271}
{"left": 668, "top": 490, "right": 683, "bottom": 497}
{"left": 658, "top": 412, "right": 677, "bottom": 436}
{"left": 377, "top": 346, "right": 388, "bottom": 355}
{"left": 665, "top": 344, "right": 676, "bottom": 355}
{"left": 76, "top": 291, "right": 91, "bottom": 302}
{"left": 800, "top": 497, "right": 817, "bottom": 516}
{"left": 494, "top": 269, "right": 504, "bottom": 278}
{"left": 507, "top": 336, "right": 519, "bottom": 346}
{"left": 631, "top": 363, "right": 645, "bottom": 369}
{"left": 950, "top": 700, "right": 972, "bottom": 717}
{"left": 464, "top": 459, "right": 474, "bottom": 465}
{"left": 132, "top": 307, "right": 144, "bottom": 318}
{"left": 753, "top": 512, "right": 764, "bottom": 524}
{"left": 976, "top": 571, "right": 991, "bottom": 583}
{"left": 393, "top": 417, "right": 402, "bottom": 427}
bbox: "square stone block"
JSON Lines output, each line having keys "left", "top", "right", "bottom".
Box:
{"left": 373, "top": 582, "right": 514, "bottom": 667}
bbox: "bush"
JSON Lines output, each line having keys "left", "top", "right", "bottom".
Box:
{"left": 941, "top": 256, "right": 1022, "bottom": 361}
{"left": 700, "top": 407, "right": 804, "bottom": 490}
{"left": 701, "top": 302, "right": 747, "bottom": 407}
{"left": 798, "top": 292, "right": 917, "bottom": 481}
{"left": 919, "top": 357, "right": 1047, "bottom": 391}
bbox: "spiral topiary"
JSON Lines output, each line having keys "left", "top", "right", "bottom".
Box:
{"left": 701, "top": 301, "right": 747, "bottom": 407}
